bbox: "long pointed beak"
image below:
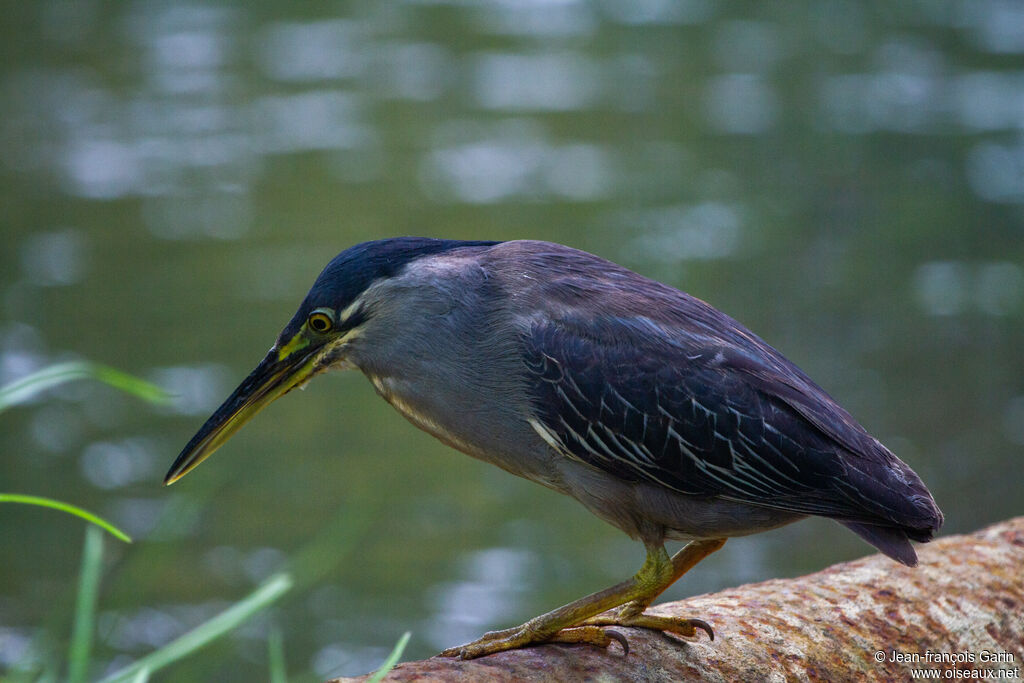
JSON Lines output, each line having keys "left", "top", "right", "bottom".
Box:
{"left": 164, "top": 342, "right": 322, "bottom": 485}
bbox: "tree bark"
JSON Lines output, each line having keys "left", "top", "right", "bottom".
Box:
{"left": 332, "top": 517, "right": 1024, "bottom": 682}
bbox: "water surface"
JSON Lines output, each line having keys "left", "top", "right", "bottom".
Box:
{"left": 2, "top": 2, "right": 1022, "bottom": 680}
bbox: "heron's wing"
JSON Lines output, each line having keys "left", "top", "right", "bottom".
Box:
{"left": 522, "top": 314, "right": 930, "bottom": 526}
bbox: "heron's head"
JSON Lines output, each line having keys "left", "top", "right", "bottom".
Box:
{"left": 164, "top": 237, "right": 499, "bottom": 485}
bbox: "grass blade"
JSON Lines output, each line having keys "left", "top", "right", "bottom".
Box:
{"left": 0, "top": 494, "right": 132, "bottom": 543}
{"left": 98, "top": 573, "right": 294, "bottom": 683}
{"left": 366, "top": 631, "right": 411, "bottom": 683}
{"left": 267, "top": 626, "right": 287, "bottom": 683}
{"left": 0, "top": 361, "right": 170, "bottom": 413}
{"left": 68, "top": 526, "right": 104, "bottom": 683}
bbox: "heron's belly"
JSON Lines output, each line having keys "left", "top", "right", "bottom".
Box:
{"left": 556, "top": 457, "right": 805, "bottom": 543}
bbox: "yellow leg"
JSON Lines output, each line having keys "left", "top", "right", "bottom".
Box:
{"left": 582, "top": 538, "right": 725, "bottom": 638}
{"left": 438, "top": 538, "right": 725, "bottom": 659}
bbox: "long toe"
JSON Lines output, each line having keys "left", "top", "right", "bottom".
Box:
{"left": 438, "top": 624, "right": 631, "bottom": 660}
{"left": 437, "top": 625, "right": 522, "bottom": 658}
{"left": 438, "top": 624, "right": 549, "bottom": 659}
{"left": 548, "top": 626, "right": 629, "bottom": 653}
{"left": 583, "top": 612, "right": 715, "bottom": 641}
{"left": 437, "top": 542, "right": 723, "bottom": 659}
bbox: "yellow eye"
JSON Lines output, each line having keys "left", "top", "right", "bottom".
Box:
{"left": 307, "top": 311, "right": 333, "bottom": 333}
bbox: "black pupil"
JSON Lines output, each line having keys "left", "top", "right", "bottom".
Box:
{"left": 311, "top": 315, "right": 329, "bottom": 331}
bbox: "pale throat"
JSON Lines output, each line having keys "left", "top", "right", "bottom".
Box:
{"left": 363, "top": 371, "right": 478, "bottom": 454}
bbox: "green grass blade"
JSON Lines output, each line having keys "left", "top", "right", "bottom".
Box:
{"left": 0, "top": 361, "right": 170, "bottom": 413}
{"left": 267, "top": 626, "right": 287, "bottom": 683}
{"left": 68, "top": 526, "right": 104, "bottom": 683}
{"left": 88, "top": 364, "right": 171, "bottom": 405}
{"left": 0, "top": 494, "right": 132, "bottom": 543}
{"left": 366, "top": 631, "right": 411, "bottom": 683}
{"left": 98, "top": 573, "right": 294, "bottom": 683}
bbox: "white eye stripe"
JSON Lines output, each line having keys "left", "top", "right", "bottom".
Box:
{"left": 338, "top": 297, "right": 364, "bottom": 324}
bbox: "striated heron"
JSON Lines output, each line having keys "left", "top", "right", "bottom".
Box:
{"left": 165, "top": 238, "right": 943, "bottom": 659}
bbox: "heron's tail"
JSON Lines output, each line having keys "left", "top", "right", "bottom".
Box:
{"left": 840, "top": 521, "right": 920, "bottom": 566}
{"left": 837, "top": 460, "right": 944, "bottom": 566}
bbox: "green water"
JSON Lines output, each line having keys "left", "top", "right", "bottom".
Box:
{"left": 2, "top": 2, "right": 1022, "bottom": 680}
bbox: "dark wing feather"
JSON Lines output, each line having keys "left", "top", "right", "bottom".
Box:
{"left": 523, "top": 314, "right": 941, "bottom": 533}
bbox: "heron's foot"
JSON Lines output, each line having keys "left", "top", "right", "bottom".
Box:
{"left": 438, "top": 623, "right": 629, "bottom": 659}
{"left": 437, "top": 624, "right": 517, "bottom": 657}
{"left": 437, "top": 540, "right": 725, "bottom": 660}
{"left": 582, "top": 605, "right": 714, "bottom": 641}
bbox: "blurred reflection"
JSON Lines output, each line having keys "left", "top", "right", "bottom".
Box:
{"left": 19, "top": 230, "right": 88, "bottom": 287}
{"left": 254, "top": 91, "right": 374, "bottom": 153}
{"left": 150, "top": 364, "right": 232, "bottom": 416}
{"left": 967, "top": 142, "right": 1024, "bottom": 203}
{"left": 914, "top": 261, "right": 969, "bottom": 317}
{"left": 64, "top": 140, "right": 142, "bottom": 199}
{"left": 472, "top": 0, "right": 597, "bottom": 38}
{"left": 258, "top": 20, "right": 366, "bottom": 82}
{"left": 80, "top": 437, "right": 158, "bottom": 489}
{"left": 914, "top": 261, "right": 1024, "bottom": 317}
{"left": 712, "top": 20, "right": 783, "bottom": 72}
{"left": 705, "top": 74, "right": 779, "bottom": 134}
{"left": 975, "top": 263, "right": 1024, "bottom": 315}
{"left": 29, "top": 403, "right": 84, "bottom": 454}
{"left": 426, "top": 547, "right": 538, "bottom": 650}
{"left": 1, "top": 2, "right": 1022, "bottom": 680}
{"left": 472, "top": 52, "right": 601, "bottom": 111}
{"left": 1003, "top": 396, "right": 1024, "bottom": 446}
{"left": 421, "top": 119, "right": 612, "bottom": 203}
{"left": 622, "top": 202, "right": 743, "bottom": 263}
{"left": 101, "top": 603, "right": 223, "bottom": 651}
{"left": 0, "top": 324, "right": 48, "bottom": 388}
{"left": 0, "top": 626, "right": 34, "bottom": 672}
{"left": 110, "top": 497, "right": 170, "bottom": 539}
{"left": 964, "top": 0, "right": 1024, "bottom": 53}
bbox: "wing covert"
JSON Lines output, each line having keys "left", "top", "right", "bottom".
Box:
{"left": 522, "top": 318, "right": 846, "bottom": 512}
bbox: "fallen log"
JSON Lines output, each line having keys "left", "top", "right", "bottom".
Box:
{"left": 333, "top": 517, "right": 1024, "bottom": 682}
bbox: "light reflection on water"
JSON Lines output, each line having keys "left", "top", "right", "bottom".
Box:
{"left": 421, "top": 120, "right": 613, "bottom": 203}
{"left": 18, "top": 229, "right": 89, "bottom": 287}
{"left": 425, "top": 547, "right": 539, "bottom": 650}
{"left": 620, "top": 201, "right": 744, "bottom": 263}
{"left": 914, "top": 261, "right": 1024, "bottom": 317}
{"left": 1, "top": 2, "right": 1023, "bottom": 680}
{"left": 149, "top": 363, "right": 232, "bottom": 415}
{"left": 79, "top": 437, "right": 159, "bottom": 490}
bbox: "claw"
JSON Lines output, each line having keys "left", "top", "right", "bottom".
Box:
{"left": 691, "top": 618, "right": 714, "bottom": 641}
{"left": 439, "top": 615, "right": 712, "bottom": 659}
{"left": 582, "top": 611, "right": 716, "bottom": 644}
{"left": 433, "top": 540, "right": 726, "bottom": 660}
{"left": 438, "top": 624, "right": 634, "bottom": 659}
{"left": 605, "top": 629, "right": 629, "bottom": 656}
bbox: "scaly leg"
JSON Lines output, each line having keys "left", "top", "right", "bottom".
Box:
{"left": 582, "top": 538, "right": 726, "bottom": 639}
{"left": 438, "top": 538, "right": 725, "bottom": 659}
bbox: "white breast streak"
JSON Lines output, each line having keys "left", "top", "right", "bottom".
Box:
{"left": 389, "top": 393, "right": 446, "bottom": 434}
{"left": 529, "top": 418, "right": 564, "bottom": 452}
{"left": 368, "top": 374, "right": 477, "bottom": 453}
